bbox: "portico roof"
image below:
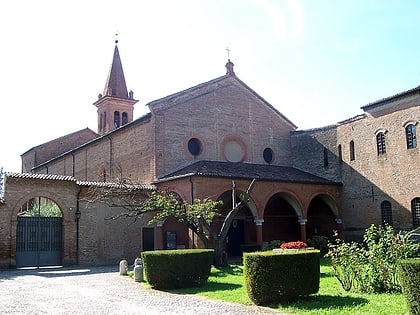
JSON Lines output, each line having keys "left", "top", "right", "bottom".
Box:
{"left": 156, "top": 160, "right": 341, "bottom": 185}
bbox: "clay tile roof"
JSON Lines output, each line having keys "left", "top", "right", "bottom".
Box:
{"left": 76, "top": 180, "right": 156, "bottom": 190}
{"left": 5, "top": 172, "right": 77, "bottom": 182}
{"left": 156, "top": 160, "right": 341, "bottom": 185}
{"left": 361, "top": 85, "right": 420, "bottom": 110}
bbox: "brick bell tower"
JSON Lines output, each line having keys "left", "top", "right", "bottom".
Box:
{"left": 94, "top": 39, "right": 137, "bottom": 135}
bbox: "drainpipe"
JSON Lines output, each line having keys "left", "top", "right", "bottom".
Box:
{"left": 75, "top": 186, "right": 82, "bottom": 265}
{"left": 189, "top": 176, "right": 195, "bottom": 248}
{"left": 108, "top": 136, "right": 113, "bottom": 179}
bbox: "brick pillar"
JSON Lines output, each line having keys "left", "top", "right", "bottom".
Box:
{"left": 254, "top": 219, "right": 264, "bottom": 245}
{"left": 299, "top": 219, "right": 307, "bottom": 242}
{"left": 156, "top": 221, "right": 164, "bottom": 250}
{"left": 335, "top": 218, "right": 343, "bottom": 239}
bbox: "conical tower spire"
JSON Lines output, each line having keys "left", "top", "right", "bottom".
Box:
{"left": 94, "top": 39, "right": 137, "bottom": 135}
{"left": 103, "top": 41, "right": 129, "bottom": 98}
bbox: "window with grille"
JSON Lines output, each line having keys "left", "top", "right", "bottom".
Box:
{"left": 376, "top": 132, "right": 386, "bottom": 155}
{"left": 406, "top": 124, "right": 417, "bottom": 149}
{"left": 412, "top": 198, "right": 420, "bottom": 227}
{"left": 380, "top": 201, "right": 393, "bottom": 226}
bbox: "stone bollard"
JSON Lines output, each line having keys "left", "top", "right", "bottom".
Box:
{"left": 119, "top": 259, "right": 128, "bottom": 275}
{"left": 134, "top": 257, "right": 143, "bottom": 282}
{"left": 134, "top": 264, "right": 144, "bottom": 282}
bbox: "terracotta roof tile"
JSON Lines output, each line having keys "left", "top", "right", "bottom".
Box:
{"left": 156, "top": 161, "right": 341, "bottom": 185}
{"left": 5, "top": 172, "right": 77, "bottom": 182}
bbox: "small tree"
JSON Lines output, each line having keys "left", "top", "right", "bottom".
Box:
{"left": 87, "top": 179, "right": 256, "bottom": 267}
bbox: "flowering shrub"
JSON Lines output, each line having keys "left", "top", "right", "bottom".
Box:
{"left": 280, "top": 241, "right": 308, "bottom": 249}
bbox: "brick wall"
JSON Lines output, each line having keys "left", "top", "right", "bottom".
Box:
{"left": 291, "top": 100, "right": 419, "bottom": 239}
{"left": 152, "top": 77, "right": 296, "bottom": 179}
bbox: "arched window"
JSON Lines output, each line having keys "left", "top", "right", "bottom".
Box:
{"left": 122, "top": 112, "right": 128, "bottom": 125}
{"left": 376, "top": 132, "right": 386, "bottom": 155}
{"left": 406, "top": 124, "right": 417, "bottom": 149}
{"left": 380, "top": 201, "right": 393, "bottom": 226}
{"left": 349, "top": 140, "right": 355, "bottom": 161}
{"left": 263, "top": 147, "right": 273, "bottom": 164}
{"left": 412, "top": 198, "right": 420, "bottom": 227}
{"left": 338, "top": 144, "right": 342, "bottom": 164}
{"left": 114, "top": 111, "right": 120, "bottom": 128}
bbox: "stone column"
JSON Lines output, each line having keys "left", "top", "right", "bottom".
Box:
{"left": 298, "top": 219, "right": 307, "bottom": 242}
{"left": 254, "top": 219, "right": 264, "bottom": 246}
{"left": 335, "top": 218, "right": 343, "bottom": 238}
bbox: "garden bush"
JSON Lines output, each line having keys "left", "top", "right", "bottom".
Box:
{"left": 141, "top": 249, "right": 214, "bottom": 290}
{"left": 327, "top": 224, "right": 420, "bottom": 293}
{"left": 399, "top": 258, "right": 420, "bottom": 315}
{"left": 307, "top": 235, "right": 330, "bottom": 257}
{"left": 240, "top": 244, "right": 261, "bottom": 253}
{"left": 243, "top": 250, "right": 320, "bottom": 305}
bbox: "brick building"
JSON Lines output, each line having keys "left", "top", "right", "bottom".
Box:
{"left": 0, "top": 42, "right": 418, "bottom": 267}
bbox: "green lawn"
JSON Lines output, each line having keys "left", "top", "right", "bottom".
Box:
{"left": 172, "top": 259, "right": 409, "bottom": 315}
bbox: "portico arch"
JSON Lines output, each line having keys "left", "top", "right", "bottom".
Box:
{"left": 263, "top": 192, "right": 303, "bottom": 242}
{"left": 215, "top": 190, "right": 257, "bottom": 256}
{"left": 307, "top": 194, "right": 340, "bottom": 239}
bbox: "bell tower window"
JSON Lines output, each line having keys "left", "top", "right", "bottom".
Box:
{"left": 114, "top": 111, "right": 120, "bottom": 128}
{"left": 122, "top": 112, "right": 128, "bottom": 125}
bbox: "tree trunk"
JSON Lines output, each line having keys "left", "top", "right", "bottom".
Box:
{"left": 213, "top": 237, "right": 228, "bottom": 267}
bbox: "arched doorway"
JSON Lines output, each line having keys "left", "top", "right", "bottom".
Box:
{"left": 16, "top": 196, "right": 63, "bottom": 268}
{"left": 215, "top": 190, "right": 256, "bottom": 257}
{"left": 306, "top": 195, "right": 337, "bottom": 239}
{"left": 263, "top": 193, "right": 301, "bottom": 242}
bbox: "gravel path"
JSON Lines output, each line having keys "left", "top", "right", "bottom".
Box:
{"left": 0, "top": 266, "right": 285, "bottom": 314}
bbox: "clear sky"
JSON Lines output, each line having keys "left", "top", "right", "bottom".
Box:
{"left": 1, "top": 0, "right": 420, "bottom": 173}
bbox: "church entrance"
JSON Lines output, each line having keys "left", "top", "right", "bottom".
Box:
{"left": 16, "top": 197, "right": 63, "bottom": 268}
{"left": 226, "top": 219, "right": 244, "bottom": 257}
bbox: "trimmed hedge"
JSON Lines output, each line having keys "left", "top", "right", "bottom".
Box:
{"left": 399, "top": 258, "right": 420, "bottom": 315}
{"left": 244, "top": 250, "right": 320, "bottom": 305}
{"left": 141, "top": 249, "right": 214, "bottom": 290}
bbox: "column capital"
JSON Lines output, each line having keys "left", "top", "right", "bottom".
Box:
{"left": 156, "top": 221, "right": 164, "bottom": 227}
{"left": 335, "top": 218, "right": 343, "bottom": 224}
{"left": 254, "top": 218, "right": 264, "bottom": 226}
{"left": 298, "top": 219, "right": 307, "bottom": 225}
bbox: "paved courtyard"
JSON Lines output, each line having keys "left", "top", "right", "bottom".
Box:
{"left": 0, "top": 265, "right": 282, "bottom": 314}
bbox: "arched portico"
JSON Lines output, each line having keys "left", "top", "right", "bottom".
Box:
{"left": 306, "top": 194, "right": 341, "bottom": 239}
{"left": 263, "top": 192, "right": 303, "bottom": 243}
{"left": 215, "top": 190, "right": 257, "bottom": 256}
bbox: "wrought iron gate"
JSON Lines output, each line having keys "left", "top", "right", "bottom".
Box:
{"left": 16, "top": 216, "right": 63, "bottom": 268}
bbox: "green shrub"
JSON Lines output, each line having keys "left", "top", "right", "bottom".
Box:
{"left": 266, "top": 240, "right": 283, "bottom": 250}
{"left": 141, "top": 249, "right": 214, "bottom": 290}
{"left": 243, "top": 250, "right": 320, "bottom": 305}
{"left": 399, "top": 258, "right": 420, "bottom": 315}
{"left": 327, "top": 224, "right": 420, "bottom": 293}
{"left": 307, "top": 235, "right": 330, "bottom": 257}
{"left": 240, "top": 244, "right": 261, "bottom": 253}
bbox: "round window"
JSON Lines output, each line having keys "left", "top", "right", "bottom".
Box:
{"left": 188, "top": 138, "right": 202, "bottom": 156}
{"left": 263, "top": 147, "right": 273, "bottom": 163}
{"left": 224, "top": 140, "right": 244, "bottom": 162}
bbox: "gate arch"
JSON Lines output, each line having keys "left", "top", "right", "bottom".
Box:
{"left": 15, "top": 196, "right": 63, "bottom": 267}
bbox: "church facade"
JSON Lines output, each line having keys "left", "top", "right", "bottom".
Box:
{"left": 0, "top": 42, "right": 418, "bottom": 267}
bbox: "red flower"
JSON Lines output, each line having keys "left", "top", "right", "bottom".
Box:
{"left": 280, "top": 241, "right": 308, "bottom": 249}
